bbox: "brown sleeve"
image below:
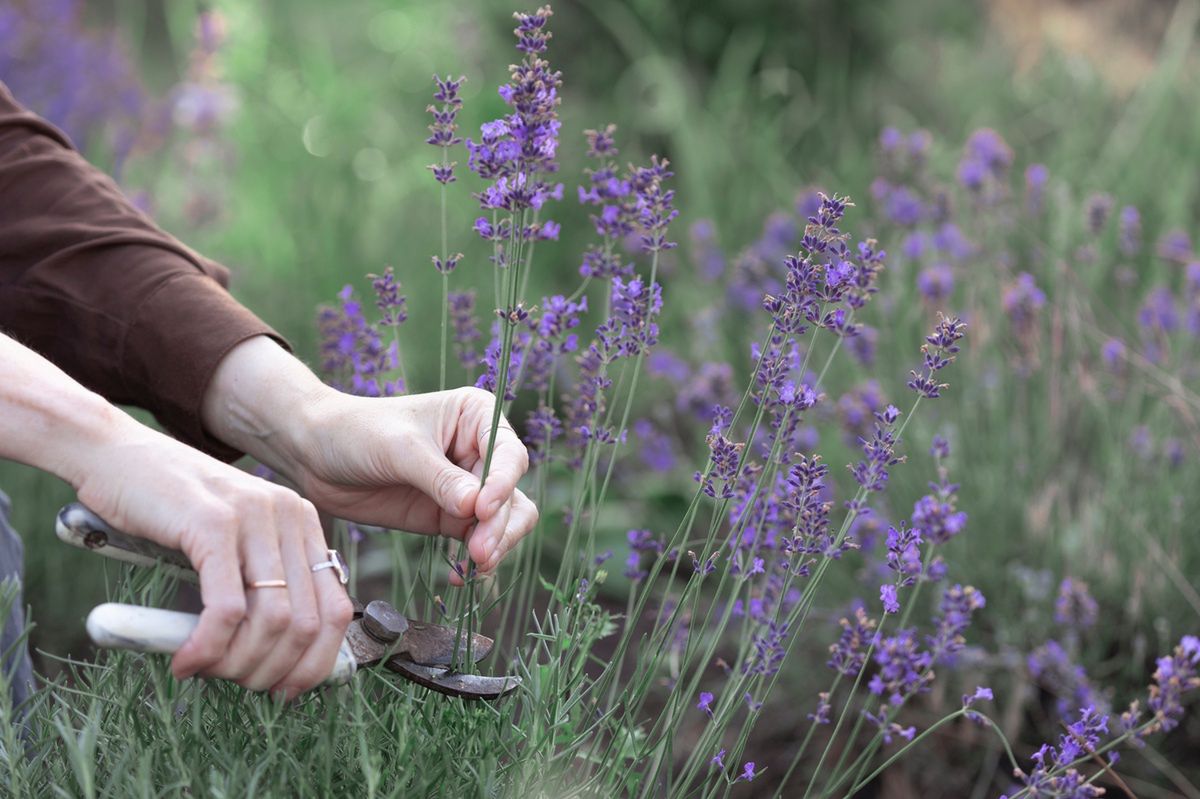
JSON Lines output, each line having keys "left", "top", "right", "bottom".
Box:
{"left": 0, "top": 81, "right": 289, "bottom": 461}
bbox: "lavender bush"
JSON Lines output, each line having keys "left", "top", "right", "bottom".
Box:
{"left": 2, "top": 3, "right": 1198, "bottom": 797}
{"left": 303, "top": 7, "right": 1198, "bottom": 795}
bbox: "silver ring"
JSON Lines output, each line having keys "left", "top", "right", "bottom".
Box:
{"left": 311, "top": 549, "right": 349, "bottom": 585}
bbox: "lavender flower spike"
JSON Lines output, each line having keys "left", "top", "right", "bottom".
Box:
{"left": 907, "top": 314, "right": 966, "bottom": 399}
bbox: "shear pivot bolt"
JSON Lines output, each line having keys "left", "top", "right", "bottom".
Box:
{"left": 362, "top": 600, "right": 408, "bottom": 644}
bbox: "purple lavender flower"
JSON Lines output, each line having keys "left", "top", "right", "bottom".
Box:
{"left": 426, "top": 74, "right": 465, "bottom": 184}
{"left": 710, "top": 749, "right": 726, "bottom": 769}
{"left": 848, "top": 324, "right": 878, "bottom": 366}
{"left": 632, "top": 419, "right": 677, "bottom": 472}
{"left": 1156, "top": 229, "right": 1193, "bottom": 264}
{"left": 448, "top": 291, "right": 482, "bottom": 371}
{"left": 1054, "top": 578, "right": 1099, "bottom": 629}
{"left": 862, "top": 707, "right": 917, "bottom": 746}
{"left": 1138, "top": 286, "right": 1179, "bottom": 364}
{"left": 744, "top": 620, "right": 789, "bottom": 676}
{"left": 879, "top": 126, "right": 903, "bottom": 153}
{"left": 1140, "top": 635, "right": 1200, "bottom": 736}
{"left": 597, "top": 277, "right": 663, "bottom": 358}
{"left": 962, "top": 686, "right": 993, "bottom": 709}
{"left": 697, "top": 691, "right": 714, "bottom": 717}
{"left": 907, "top": 315, "right": 967, "bottom": 399}
{"left": 933, "top": 222, "right": 973, "bottom": 262}
{"left": 957, "top": 128, "right": 1013, "bottom": 195}
{"left": 696, "top": 407, "right": 744, "bottom": 499}
{"left": 885, "top": 524, "right": 923, "bottom": 589}
{"left": 1028, "top": 639, "right": 1099, "bottom": 719}
{"left": 926, "top": 584, "right": 985, "bottom": 663}
{"left": 1119, "top": 205, "right": 1141, "bottom": 257}
{"left": 1005, "top": 706, "right": 1111, "bottom": 798}
{"left": 1100, "top": 337, "right": 1126, "bottom": 372}
{"left": 917, "top": 263, "right": 954, "bottom": 305}
{"left": 1003, "top": 272, "right": 1046, "bottom": 329}
{"left": 868, "top": 628, "right": 933, "bottom": 704}
{"left": 849, "top": 406, "right": 905, "bottom": 493}
{"left": 912, "top": 478, "right": 967, "bottom": 545}
{"left": 317, "top": 285, "right": 403, "bottom": 397}
{"left": 808, "top": 691, "right": 832, "bottom": 725}
{"left": 1025, "top": 163, "right": 1048, "bottom": 215}
{"left": 523, "top": 403, "right": 562, "bottom": 466}
{"left": 631, "top": 156, "right": 679, "bottom": 253}
{"left": 836, "top": 380, "right": 886, "bottom": 446}
{"left": 690, "top": 219, "right": 726, "bottom": 281}
{"left": 1083, "top": 192, "right": 1113, "bottom": 235}
{"left": 738, "top": 762, "right": 758, "bottom": 782}
{"left": 432, "top": 253, "right": 464, "bottom": 274}
{"left": 930, "top": 435, "right": 950, "bottom": 459}
{"left": 369, "top": 267, "right": 408, "bottom": 327}
{"left": 623, "top": 528, "right": 663, "bottom": 581}
{"left": 880, "top": 584, "right": 900, "bottom": 614}
{"left": 827, "top": 607, "right": 878, "bottom": 676}
{"left": 465, "top": 6, "right": 562, "bottom": 225}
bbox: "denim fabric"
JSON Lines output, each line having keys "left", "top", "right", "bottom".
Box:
{"left": 0, "top": 489, "right": 35, "bottom": 712}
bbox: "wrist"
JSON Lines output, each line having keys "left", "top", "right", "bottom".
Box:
{"left": 200, "top": 336, "right": 333, "bottom": 478}
{"left": 0, "top": 332, "right": 139, "bottom": 487}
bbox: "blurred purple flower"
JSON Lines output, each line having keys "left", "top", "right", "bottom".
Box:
{"left": 917, "top": 263, "right": 954, "bottom": 305}
{"left": 1054, "top": 578, "right": 1098, "bottom": 629}
{"left": 1083, "top": 192, "right": 1113, "bottom": 235}
{"left": 1156, "top": 229, "right": 1192, "bottom": 264}
{"left": 1119, "top": 205, "right": 1141, "bottom": 256}
{"left": 1024, "top": 163, "right": 1048, "bottom": 215}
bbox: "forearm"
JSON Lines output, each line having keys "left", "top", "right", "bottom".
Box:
{"left": 0, "top": 332, "right": 129, "bottom": 486}
{"left": 200, "top": 335, "right": 329, "bottom": 480}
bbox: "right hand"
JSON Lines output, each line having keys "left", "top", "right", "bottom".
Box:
{"left": 68, "top": 411, "right": 354, "bottom": 700}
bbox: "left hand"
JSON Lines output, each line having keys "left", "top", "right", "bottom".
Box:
{"left": 292, "top": 387, "right": 538, "bottom": 582}
{"left": 201, "top": 337, "right": 538, "bottom": 584}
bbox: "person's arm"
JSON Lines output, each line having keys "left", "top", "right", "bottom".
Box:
{"left": 0, "top": 80, "right": 282, "bottom": 460}
{"left": 200, "top": 336, "right": 539, "bottom": 584}
{"left": 0, "top": 332, "right": 353, "bottom": 698}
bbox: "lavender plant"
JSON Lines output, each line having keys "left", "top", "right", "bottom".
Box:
{"left": 3, "top": 3, "right": 1199, "bottom": 797}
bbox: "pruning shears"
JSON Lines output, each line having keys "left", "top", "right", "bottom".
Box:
{"left": 55, "top": 503, "right": 520, "bottom": 701}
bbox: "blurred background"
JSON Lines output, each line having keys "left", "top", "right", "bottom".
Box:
{"left": 2, "top": 0, "right": 1200, "bottom": 794}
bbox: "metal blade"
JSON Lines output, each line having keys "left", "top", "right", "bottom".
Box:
{"left": 400, "top": 620, "right": 493, "bottom": 666}
{"left": 384, "top": 657, "right": 521, "bottom": 700}
{"left": 344, "top": 618, "right": 495, "bottom": 668}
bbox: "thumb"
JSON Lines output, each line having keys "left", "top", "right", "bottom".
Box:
{"left": 403, "top": 447, "right": 479, "bottom": 519}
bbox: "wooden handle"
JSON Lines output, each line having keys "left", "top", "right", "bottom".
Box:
{"left": 86, "top": 603, "right": 357, "bottom": 685}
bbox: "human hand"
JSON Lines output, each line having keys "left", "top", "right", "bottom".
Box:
{"left": 68, "top": 415, "right": 354, "bottom": 699}
{"left": 0, "top": 332, "right": 353, "bottom": 699}
{"left": 288, "top": 387, "right": 539, "bottom": 583}
{"left": 201, "top": 337, "right": 538, "bottom": 584}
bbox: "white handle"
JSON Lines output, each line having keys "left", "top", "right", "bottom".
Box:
{"left": 86, "top": 603, "right": 357, "bottom": 685}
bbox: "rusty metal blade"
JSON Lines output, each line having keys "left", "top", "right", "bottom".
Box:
{"left": 343, "top": 620, "right": 389, "bottom": 667}
{"left": 398, "top": 620, "right": 493, "bottom": 666}
{"left": 384, "top": 657, "right": 521, "bottom": 700}
{"left": 343, "top": 618, "right": 495, "bottom": 669}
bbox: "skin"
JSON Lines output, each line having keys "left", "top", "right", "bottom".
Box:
{"left": 0, "top": 332, "right": 536, "bottom": 699}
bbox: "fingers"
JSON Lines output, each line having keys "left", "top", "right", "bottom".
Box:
{"left": 172, "top": 505, "right": 248, "bottom": 680}
{"left": 466, "top": 491, "right": 512, "bottom": 570}
{"left": 480, "top": 487, "right": 539, "bottom": 573}
{"left": 398, "top": 447, "right": 480, "bottom": 519}
{"left": 237, "top": 500, "right": 324, "bottom": 693}
{"left": 474, "top": 420, "right": 529, "bottom": 522}
{"left": 271, "top": 502, "right": 354, "bottom": 699}
{"left": 460, "top": 487, "right": 538, "bottom": 580}
{"left": 175, "top": 490, "right": 351, "bottom": 699}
